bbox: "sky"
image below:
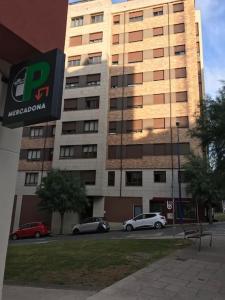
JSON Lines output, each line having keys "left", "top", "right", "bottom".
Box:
{"left": 70, "top": 0, "right": 225, "bottom": 97}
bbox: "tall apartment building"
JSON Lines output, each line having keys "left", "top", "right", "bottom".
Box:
{"left": 13, "top": 0, "right": 204, "bottom": 233}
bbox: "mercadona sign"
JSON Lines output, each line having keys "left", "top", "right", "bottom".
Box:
{"left": 2, "top": 49, "right": 65, "bottom": 128}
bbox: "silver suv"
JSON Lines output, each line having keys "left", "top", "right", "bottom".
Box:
{"left": 72, "top": 217, "right": 110, "bottom": 234}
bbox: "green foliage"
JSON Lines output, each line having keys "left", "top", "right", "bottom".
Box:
{"left": 36, "top": 169, "right": 87, "bottom": 233}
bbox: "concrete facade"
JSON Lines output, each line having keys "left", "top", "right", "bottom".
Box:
{"left": 14, "top": 0, "right": 204, "bottom": 234}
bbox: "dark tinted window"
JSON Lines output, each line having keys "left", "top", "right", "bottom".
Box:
{"left": 134, "top": 214, "right": 143, "bottom": 220}
{"left": 145, "top": 214, "right": 156, "bottom": 218}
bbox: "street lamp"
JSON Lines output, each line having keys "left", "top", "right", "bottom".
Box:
{"left": 176, "top": 121, "right": 183, "bottom": 223}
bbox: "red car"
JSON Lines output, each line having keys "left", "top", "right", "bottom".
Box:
{"left": 11, "top": 222, "right": 50, "bottom": 240}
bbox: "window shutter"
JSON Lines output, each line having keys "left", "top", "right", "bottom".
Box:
{"left": 176, "top": 91, "right": 187, "bottom": 102}
{"left": 153, "top": 118, "right": 165, "bottom": 129}
{"left": 88, "top": 52, "right": 102, "bottom": 58}
{"left": 68, "top": 55, "right": 81, "bottom": 61}
{"left": 129, "top": 11, "right": 143, "bottom": 18}
{"left": 128, "top": 30, "right": 143, "bottom": 42}
{"left": 89, "top": 32, "right": 103, "bottom": 41}
{"left": 153, "top": 70, "right": 164, "bottom": 81}
{"left": 153, "top": 27, "right": 164, "bottom": 36}
{"left": 112, "top": 54, "right": 119, "bottom": 63}
{"left": 64, "top": 98, "right": 77, "bottom": 110}
{"left": 128, "top": 51, "right": 143, "bottom": 63}
{"left": 153, "top": 48, "right": 164, "bottom": 58}
{"left": 174, "top": 45, "right": 185, "bottom": 53}
{"left": 125, "top": 145, "right": 143, "bottom": 159}
{"left": 176, "top": 116, "right": 189, "bottom": 128}
{"left": 174, "top": 23, "right": 185, "bottom": 34}
{"left": 69, "top": 35, "right": 82, "bottom": 46}
{"left": 153, "top": 7, "right": 163, "bottom": 13}
{"left": 22, "top": 127, "right": 30, "bottom": 137}
{"left": 62, "top": 122, "right": 76, "bottom": 131}
{"left": 173, "top": 3, "right": 184, "bottom": 13}
{"left": 127, "top": 73, "right": 143, "bottom": 85}
{"left": 112, "top": 34, "right": 119, "bottom": 44}
{"left": 113, "top": 15, "right": 120, "bottom": 24}
{"left": 126, "top": 120, "right": 143, "bottom": 132}
{"left": 87, "top": 74, "right": 100, "bottom": 83}
{"left": 153, "top": 94, "right": 165, "bottom": 104}
{"left": 66, "top": 76, "right": 79, "bottom": 84}
{"left": 127, "top": 96, "right": 143, "bottom": 108}
{"left": 175, "top": 68, "right": 186, "bottom": 78}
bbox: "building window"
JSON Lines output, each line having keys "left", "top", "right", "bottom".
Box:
{"left": 85, "top": 97, "right": 99, "bottom": 109}
{"left": 82, "top": 145, "right": 97, "bottom": 158}
{"left": 126, "top": 171, "right": 142, "bottom": 186}
{"left": 153, "top": 118, "right": 165, "bottom": 129}
{"left": 87, "top": 74, "right": 101, "bottom": 86}
{"left": 175, "top": 67, "right": 187, "bottom": 78}
{"left": 113, "top": 15, "right": 120, "bottom": 24}
{"left": 129, "top": 11, "right": 143, "bottom": 22}
{"left": 174, "top": 45, "right": 185, "bottom": 56}
{"left": 176, "top": 116, "right": 189, "bottom": 128}
{"left": 128, "top": 30, "right": 143, "bottom": 43}
{"left": 25, "top": 173, "right": 39, "bottom": 186}
{"left": 69, "top": 35, "right": 82, "bottom": 47}
{"left": 64, "top": 98, "right": 78, "bottom": 111}
{"left": 108, "top": 121, "right": 117, "bottom": 134}
{"left": 89, "top": 32, "right": 103, "bottom": 43}
{"left": 128, "top": 51, "right": 143, "bottom": 63}
{"left": 84, "top": 120, "right": 98, "bottom": 133}
{"left": 112, "top": 34, "right": 119, "bottom": 45}
{"left": 153, "top": 94, "right": 165, "bottom": 104}
{"left": 88, "top": 52, "right": 102, "bottom": 65}
{"left": 111, "top": 76, "right": 119, "bottom": 88}
{"left": 153, "top": 70, "right": 164, "bottom": 81}
{"left": 153, "top": 27, "right": 164, "bottom": 36}
{"left": 127, "top": 96, "right": 143, "bottom": 108}
{"left": 27, "top": 149, "right": 41, "bottom": 161}
{"left": 91, "top": 13, "right": 103, "bottom": 23}
{"left": 154, "top": 171, "right": 166, "bottom": 183}
{"left": 108, "top": 171, "right": 115, "bottom": 186}
{"left": 173, "top": 3, "right": 184, "bottom": 13}
{"left": 62, "top": 122, "right": 76, "bottom": 135}
{"left": 126, "top": 120, "right": 143, "bottom": 133}
{"left": 174, "top": 23, "right": 185, "bottom": 34}
{"left": 68, "top": 56, "right": 81, "bottom": 67}
{"left": 153, "top": 7, "right": 163, "bottom": 16}
{"left": 65, "top": 76, "right": 79, "bottom": 89}
{"left": 127, "top": 73, "right": 143, "bottom": 86}
{"left": 112, "top": 54, "right": 119, "bottom": 65}
{"left": 60, "top": 146, "right": 75, "bottom": 159}
{"left": 176, "top": 91, "right": 188, "bottom": 102}
{"left": 71, "top": 16, "right": 83, "bottom": 27}
{"left": 153, "top": 48, "right": 164, "bottom": 58}
{"left": 30, "top": 127, "right": 44, "bottom": 138}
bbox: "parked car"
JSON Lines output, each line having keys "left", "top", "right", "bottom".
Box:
{"left": 72, "top": 217, "right": 110, "bottom": 234}
{"left": 123, "top": 213, "right": 167, "bottom": 231}
{"left": 11, "top": 222, "right": 50, "bottom": 240}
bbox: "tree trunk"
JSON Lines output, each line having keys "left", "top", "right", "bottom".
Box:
{"left": 59, "top": 212, "right": 65, "bottom": 235}
{"left": 208, "top": 203, "right": 213, "bottom": 224}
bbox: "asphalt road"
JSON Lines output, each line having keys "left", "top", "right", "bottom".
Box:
{"left": 9, "top": 222, "right": 225, "bottom": 246}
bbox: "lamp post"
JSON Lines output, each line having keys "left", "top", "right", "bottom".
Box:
{"left": 176, "top": 121, "right": 183, "bottom": 223}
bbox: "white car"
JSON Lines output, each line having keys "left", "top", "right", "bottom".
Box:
{"left": 123, "top": 213, "right": 167, "bottom": 231}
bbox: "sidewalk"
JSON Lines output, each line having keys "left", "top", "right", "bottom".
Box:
{"left": 87, "top": 236, "right": 225, "bottom": 300}
{"left": 3, "top": 235, "right": 225, "bottom": 300}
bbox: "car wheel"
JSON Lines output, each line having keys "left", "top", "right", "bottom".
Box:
{"left": 12, "top": 234, "right": 18, "bottom": 240}
{"left": 35, "top": 232, "right": 41, "bottom": 238}
{"left": 97, "top": 224, "right": 106, "bottom": 233}
{"left": 154, "top": 222, "right": 163, "bottom": 229}
{"left": 73, "top": 228, "right": 80, "bottom": 235}
{"left": 126, "top": 224, "right": 133, "bottom": 232}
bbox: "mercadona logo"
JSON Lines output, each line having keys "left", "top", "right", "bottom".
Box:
{"left": 11, "top": 62, "right": 50, "bottom": 103}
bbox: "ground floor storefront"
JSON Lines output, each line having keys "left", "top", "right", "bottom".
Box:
{"left": 11, "top": 194, "right": 208, "bottom": 234}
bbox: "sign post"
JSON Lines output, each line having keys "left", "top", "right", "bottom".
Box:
{"left": 3, "top": 49, "right": 65, "bottom": 128}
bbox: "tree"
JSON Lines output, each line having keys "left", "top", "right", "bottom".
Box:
{"left": 183, "top": 84, "right": 225, "bottom": 223}
{"left": 184, "top": 155, "right": 222, "bottom": 224}
{"left": 36, "top": 169, "right": 87, "bottom": 234}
